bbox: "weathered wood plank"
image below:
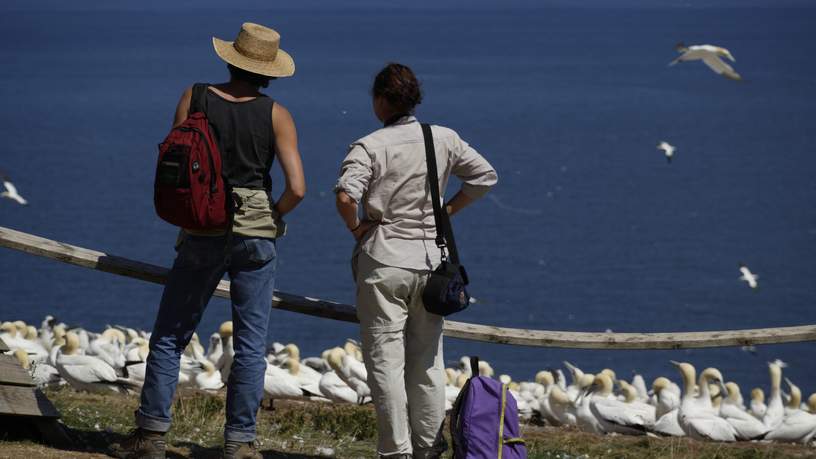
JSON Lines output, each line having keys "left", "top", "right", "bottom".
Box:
{"left": 0, "top": 355, "right": 35, "bottom": 387}
{"left": 2, "top": 224, "right": 816, "bottom": 350}
{"left": 0, "top": 337, "right": 8, "bottom": 352}
{"left": 0, "top": 385, "right": 60, "bottom": 418}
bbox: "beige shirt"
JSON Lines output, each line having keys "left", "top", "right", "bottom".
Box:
{"left": 335, "top": 116, "right": 497, "bottom": 271}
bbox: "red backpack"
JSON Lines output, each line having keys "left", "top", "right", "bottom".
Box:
{"left": 154, "top": 83, "right": 228, "bottom": 230}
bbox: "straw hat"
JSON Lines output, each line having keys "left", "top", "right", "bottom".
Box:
{"left": 212, "top": 23, "right": 295, "bottom": 77}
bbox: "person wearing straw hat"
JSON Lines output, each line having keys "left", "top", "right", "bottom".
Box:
{"left": 335, "top": 63, "right": 497, "bottom": 459}
{"left": 111, "top": 23, "right": 305, "bottom": 459}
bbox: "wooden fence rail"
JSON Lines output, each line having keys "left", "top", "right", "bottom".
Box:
{"left": 2, "top": 225, "right": 815, "bottom": 350}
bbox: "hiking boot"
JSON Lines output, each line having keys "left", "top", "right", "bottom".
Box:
{"left": 109, "top": 428, "right": 167, "bottom": 459}
{"left": 222, "top": 439, "right": 262, "bottom": 459}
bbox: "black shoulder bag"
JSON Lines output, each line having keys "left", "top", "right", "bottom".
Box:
{"left": 420, "top": 123, "right": 471, "bottom": 316}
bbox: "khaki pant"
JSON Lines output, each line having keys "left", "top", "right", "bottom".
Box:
{"left": 355, "top": 253, "right": 448, "bottom": 459}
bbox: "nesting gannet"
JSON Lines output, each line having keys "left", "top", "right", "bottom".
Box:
{"left": 205, "top": 332, "right": 222, "bottom": 366}
{"left": 88, "top": 328, "right": 126, "bottom": 371}
{"left": 1, "top": 174, "right": 28, "bottom": 205}
{"left": 583, "top": 373, "right": 653, "bottom": 435}
{"left": 670, "top": 43, "right": 742, "bottom": 81}
{"left": 720, "top": 382, "right": 770, "bottom": 440}
{"left": 649, "top": 375, "right": 686, "bottom": 435}
{"left": 738, "top": 263, "right": 759, "bottom": 290}
{"left": 548, "top": 385, "right": 578, "bottom": 426}
{"left": 0, "top": 322, "right": 48, "bottom": 363}
{"left": 631, "top": 374, "right": 649, "bottom": 402}
{"left": 765, "top": 378, "right": 816, "bottom": 443}
{"left": 657, "top": 141, "right": 676, "bottom": 163}
{"left": 195, "top": 360, "right": 224, "bottom": 392}
{"left": 534, "top": 371, "right": 562, "bottom": 426}
{"left": 763, "top": 360, "right": 786, "bottom": 430}
{"left": 750, "top": 388, "right": 767, "bottom": 419}
{"left": 122, "top": 338, "right": 148, "bottom": 384}
{"left": 280, "top": 357, "right": 323, "bottom": 397}
{"left": 672, "top": 362, "right": 737, "bottom": 441}
{"left": 13, "top": 348, "right": 62, "bottom": 388}
{"left": 264, "top": 360, "right": 306, "bottom": 402}
{"left": 216, "top": 322, "right": 235, "bottom": 383}
{"left": 319, "top": 370, "right": 359, "bottom": 404}
{"left": 652, "top": 377, "right": 681, "bottom": 419}
{"left": 808, "top": 394, "right": 816, "bottom": 414}
{"left": 55, "top": 332, "right": 138, "bottom": 394}
{"left": 327, "top": 347, "right": 370, "bottom": 404}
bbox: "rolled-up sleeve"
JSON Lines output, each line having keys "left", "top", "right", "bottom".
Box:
{"left": 451, "top": 134, "right": 498, "bottom": 199}
{"left": 334, "top": 143, "right": 373, "bottom": 203}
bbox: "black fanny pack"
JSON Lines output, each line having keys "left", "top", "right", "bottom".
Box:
{"left": 419, "top": 123, "right": 471, "bottom": 316}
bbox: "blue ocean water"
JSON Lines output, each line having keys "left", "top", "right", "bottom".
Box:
{"left": 1, "top": 4, "right": 814, "bottom": 393}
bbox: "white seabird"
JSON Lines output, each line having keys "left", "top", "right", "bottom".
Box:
{"left": 670, "top": 43, "right": 742, "bottom": 81}
{"left": 765, "top": 377, "right": 816, "bottom": 443}
{"left": 719, "top": 382, "right": 770, "bottom": 440}
{"left": 672, "top": 361, "right": 737, "bottom": 441}
{"left": 738, "top": 263, "right": 759, "bottom": 290}
{"left": 763, "top": 360, "right": 786, "bottom": 430}
{"left": 750, "top": 387, "right": 767, "bottom": 419}
{"left": 55, "top": 332, "right": 138, "bottom": 394}
{"left": 1, "top": 175, "right": 28, "bottom": 205}
{"left": 657, "top": 141, "right": 676, "bottom": 163}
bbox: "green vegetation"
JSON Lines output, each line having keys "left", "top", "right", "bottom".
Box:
{"left": 0, "top": 388, "right": 813, "bottom": 458}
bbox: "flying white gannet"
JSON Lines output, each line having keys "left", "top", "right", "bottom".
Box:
{"left": 738, "top": 263, "right": 759, "bottom": 290}
{"left": 670, "top": 43, "right": 742, "bottom": 81}
{"left": 657, "top": 141, "right": 676, "bottom": 163}
{"left": 1, "top": 174, "right": 28, "bottom": 205}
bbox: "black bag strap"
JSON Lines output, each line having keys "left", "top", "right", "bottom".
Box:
{"left": 189, "top": 83, "right": 209, "bottom": 115}
{"left": 421, "top": 123, "right": 461, "bottom": 265}
{"left": 470, "top": 356, "right": 480, "bottom": 378}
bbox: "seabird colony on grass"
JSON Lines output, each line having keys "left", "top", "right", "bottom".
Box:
{"left": 2, "top": 316, "right": 816, "bottom": 445}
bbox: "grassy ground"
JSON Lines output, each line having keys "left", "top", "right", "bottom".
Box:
{"left": 0, "top": 387, "right": 813, "bottom": 458}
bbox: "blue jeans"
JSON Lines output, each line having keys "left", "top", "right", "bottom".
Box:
{"left": 135, "top": 233, "right": 277, "bottom": 442}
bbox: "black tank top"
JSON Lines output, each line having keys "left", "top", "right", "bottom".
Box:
{"left": 202, "top": 86, "right": 275, "bottom": 190}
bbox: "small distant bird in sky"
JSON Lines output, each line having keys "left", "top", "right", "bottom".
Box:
{"left": 1, "top": 174, "right": 28, "bottom": 205}
{"left": 657, "top": 141, "right": 676, "bottom": 163}
{"left": 738, "top": 262, "right": 759, "bottom": 290}
{"left": 670, "top": 43, "right": 742, "bottom": 81}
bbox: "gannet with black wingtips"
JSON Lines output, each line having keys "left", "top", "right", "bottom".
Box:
{"left": 720, "top": 382, "right": 770, "bottom": 440}
{"left": 585, "top": 373, "right": 653, "bottom": 435}
{"left": 673, "top": 362, "right": 737, "bottom": 441}
{"left": 670, "top": 43, "right": 742, "bottom": 81}
{"left": 55, "top": 332, "right": 139, "bottom": 394}
{"left": 765, "top": 377, "right": 816, "bottom": 443}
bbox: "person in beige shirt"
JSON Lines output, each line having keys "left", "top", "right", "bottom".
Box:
{"left": 335, "top": 63, "right": 497, "bottom": 459}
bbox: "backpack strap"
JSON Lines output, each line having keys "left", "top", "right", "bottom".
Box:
{"left": 470, "top": 356, "right": 479, "bottom": 378}
{"left": 189, "top": 83, "right": 209, "bottom": 115}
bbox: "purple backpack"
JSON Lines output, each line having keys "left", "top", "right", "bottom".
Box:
{"left": 450, "top": 357, "right": 527, "bottom": 459}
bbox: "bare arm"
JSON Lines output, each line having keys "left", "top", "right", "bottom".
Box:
{"left": 271, "top": 103, "right": 306, "bottom": 216}
{"left": 336, "top": 191, "right": 377, "bottom": 241}
{"left": 172, "top": 86, "right": 193, "bottom": 128}
{"left": 445, "top": 191, "right": 476, "bottom": 217}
